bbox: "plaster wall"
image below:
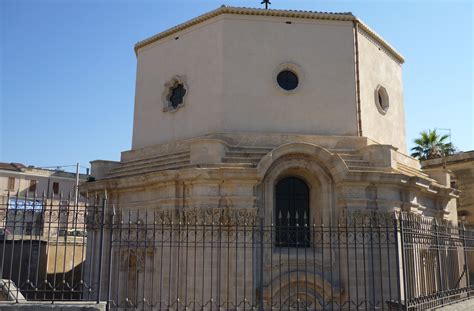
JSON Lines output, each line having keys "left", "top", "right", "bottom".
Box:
{"left": 0, "top": 303, "right": 106, "bottom": 310}
{"left": 131, "top": 15, "right": 360, "bottom": 150}
{"left": 0, "top": 171, "right": 79, "bottom": 199}
{"left": 357, "top": 28, "right": 407, "bottom": 153}
{"left": 220, "top": 15, "right": 358, "bottom": 136}
{"left": 132, "top": 17, "right": 225, "bottom": 150}
{"left": 422, "top": 152, "right": 474, "bottom": 226}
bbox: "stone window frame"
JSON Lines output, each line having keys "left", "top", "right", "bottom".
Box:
{"left": 375, "top": 85, "right": 389, "bottom": 115}
{"left": 162, "top": 75, "right": 188, "bottom": 112}
{"left": 273, "top": 62, "right": 304, "bottom": 94}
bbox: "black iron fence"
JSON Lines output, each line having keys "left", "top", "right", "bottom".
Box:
{"left": 0, "top": 191, "right": 92, "bottom": 302}
{"left": 0, "top": 192, "right": 473, "bottom": 310}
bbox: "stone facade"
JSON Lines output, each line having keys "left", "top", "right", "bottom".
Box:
{"left": 88, "top": 133, "right": 457, "bottom": 221}
{"left": 83, "top": 6, "right": 459, "bottom": 309}
{"left": 421, "top": 151, "right": 474, "bottom": 226}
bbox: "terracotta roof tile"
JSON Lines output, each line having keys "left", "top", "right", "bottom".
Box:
{"left": 0, "top": 162, "right": 26, "bottom": 171}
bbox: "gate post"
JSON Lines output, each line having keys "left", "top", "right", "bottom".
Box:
{"left": 96, "top": 195, "right": 107, "bottom": 304}
{"left": 434, "top": 219, "right": 445, "bottom": 304}
{"left": 461, "top": 223, "right": 470, "bottom": 289}
{"left": 105, "top": 205, "right": 115, "bottom": 310}
{"left": 258, "top": 217, "right": 264, "bottom": 311}
{"left": 396, "top": 212, "right": 408, "bottom": 311}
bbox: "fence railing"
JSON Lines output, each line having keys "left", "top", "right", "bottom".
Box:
{"left": 0, "top": 191, "right": 93, "bottom": 302}
{"left": 0, "top": 192, "right": 473, "bottom": 310}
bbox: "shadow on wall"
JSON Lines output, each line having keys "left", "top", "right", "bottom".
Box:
{"left": 0, "top": 239, "right": 86, "bottom": 301}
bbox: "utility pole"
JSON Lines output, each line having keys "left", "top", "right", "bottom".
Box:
{"left": 74, "top": 162, "right": 80, "bottom": 207}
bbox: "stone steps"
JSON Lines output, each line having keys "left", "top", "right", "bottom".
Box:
{"left": 108, "top": 152, "right": 190, "bottom": 175}
{"left": 222, "top": 146, "right": 272, "bottom": 166}
{"left": 338, "top": 153, "right": 364, "bottom": 161}
{"left": 344, "top": 159, "right": 371, "bottom": 167}
{"left": 205, "top": 163, "right": 255, "bottom": 168}
{"left": 228, "top": 146, "right": 273, "bottom": 153}
{"left": 328, "top": 148, "right": 358, "bottom": 154}
{"left": 225, "top": 151, "right": 269, "bottom": 157}
{"left": 107, "top": 152, "right": 189, "bottom": 176}
{"left": 120, "top": 150, "right": 189, "bottom": 166}
{"left": 222, "top": 156, "right": 261, "bottom": 164}
{"left": 106, "top": 161, "right": 257, "bottom": 178}
{"left": 348, "top": 166, "right": 390, "bottom": 173}
{"left": 397, "top": 163, "right": 430, "bottom": 178}
{"left": 107, "top": 160, "right": 190, "bottom": 177}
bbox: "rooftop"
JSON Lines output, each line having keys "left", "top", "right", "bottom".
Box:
{"left": 0, "top": 162, "right": 89, "bottom": 179}
{"left": 0, "top": 163, "right": 26, "bottom": 172}
{"left": 134, "top": 5, "right": 404, "bottom": 63}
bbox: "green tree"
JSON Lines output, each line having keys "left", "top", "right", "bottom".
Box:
{"left": 410, "top": 129, "right": 455, "bottom": 160}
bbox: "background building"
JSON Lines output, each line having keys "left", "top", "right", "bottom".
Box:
{"left": 421, "top": 151, "right": 474, "bottom": 226}
{"left": 0, "top": 162, "right": 89, "bottom": 300}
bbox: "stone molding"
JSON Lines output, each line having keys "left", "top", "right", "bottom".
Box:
{"left": 257, "top": 142, "right": 348, "bottom": 181}
{"left": 273, "top": 62, "right": 304, "bottom": 94}
{"left": 134, "top": 6, "right": 404, "bottom": 64}
{"left": 108, "top": 207, "right": 258, "bottom": 226}
{"left": 374, "top": 84, "right": 389, "bottom": 115}
{"left": 358, "top": 26, "right": 403, "bottom": 65}
{"left": 124, "top": 133, "right": 372, "bottom": 162}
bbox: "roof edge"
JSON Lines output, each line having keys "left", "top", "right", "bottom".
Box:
{"left": 133, "top": 6, "right": 404, "bottom": 63}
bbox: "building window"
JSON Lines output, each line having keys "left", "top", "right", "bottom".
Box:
{"left": 52, "top": 182, "right": 59, "bottom": 195}
{"left": 277, "top": 70, "right": 298, "bottom": 91}
{"left": 29, "top": 180, "right": 37, "bottom": 193}
{"left": 274, "top": 63, "right": 302, "bottom": 94}
{"left": 162, "top": 75, "right": 188, "bottom": 112}
{"left": 451, "top": 179, "right": 458, "bottom": 189}
{"left": 275, "top": 177, "right": 310, "bottom": 247}
{"left": 7, "top": 177, "right": 15, "bottom": 191}
{"left": 169, "top": 83, "right": 186, "bottom": 108}
{"left": 24, "top": 222, "right": 33, "bottom": 235}
{"left": 375, "top": 85, "right": 389, "bottom": 114}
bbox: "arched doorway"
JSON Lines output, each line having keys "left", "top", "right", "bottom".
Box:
{"left": 275, "top": 177, "right": 310, "bottom": 247}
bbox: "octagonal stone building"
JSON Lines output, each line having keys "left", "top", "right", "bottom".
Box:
{"left": 84, "top": 6, "right": 459, "bottom": 309}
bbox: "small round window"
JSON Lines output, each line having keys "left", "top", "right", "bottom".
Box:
{"left": 277, "top": 70, "right": 299, "bottom": 91}
{"left": 375, "top": 85, "right": 389, "bottom": 115}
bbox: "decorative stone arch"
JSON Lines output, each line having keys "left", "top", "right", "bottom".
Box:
{"left": 257, "top": 143, "right": 348, "bottom": 226}
{"left": 262, "top": 271, "right": 343, "bottom": 309}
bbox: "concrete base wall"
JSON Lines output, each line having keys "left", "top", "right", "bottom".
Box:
{"left": 436, "top": 297, "right": 474, "bottom": 310}
{"left": 0, "top": 302, "right": 106, "bottom": 311}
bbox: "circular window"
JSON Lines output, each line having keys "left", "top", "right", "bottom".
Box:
{"left": 375, "top": 85, "right": 389, "bottom": 114}
{"left": 277, "top": 70, "right": 299, "bottom": 91}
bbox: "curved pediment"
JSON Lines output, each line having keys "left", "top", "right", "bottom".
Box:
{"left": 257, "top": 142, "right": 349, "bottom": 182}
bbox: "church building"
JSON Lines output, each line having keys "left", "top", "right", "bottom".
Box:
{"left": 84, "top": 6, "right": 460, "bottom": 309}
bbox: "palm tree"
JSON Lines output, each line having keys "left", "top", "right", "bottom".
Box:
{"left": 410, "top": 129, "right": 455, "bottom": 160}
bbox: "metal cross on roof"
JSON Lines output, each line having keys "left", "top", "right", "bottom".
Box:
{"left": 261, "top": 0, "right": 271, "bottom": 9}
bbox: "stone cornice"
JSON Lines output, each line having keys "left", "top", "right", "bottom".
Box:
{"left": 82, "top": 167, "right": 259, "bottom": 193}
{"left": 133, "top": 6, "right": 404, "bottom": 64}
{"left": 421, "top": 151, "right": 474, "bottom": 169}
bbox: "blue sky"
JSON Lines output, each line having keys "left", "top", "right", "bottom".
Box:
{"left": 1, "top": 0, "right": 472, "bottom": 173}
